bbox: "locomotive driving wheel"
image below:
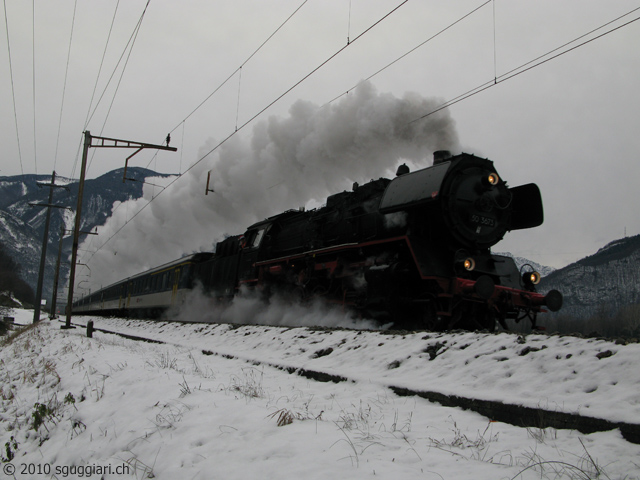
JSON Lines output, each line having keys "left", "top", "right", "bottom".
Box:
{"left": 416, "top": 299, "right": 447, "bottom": 332}
{"left": 457, "top": 303, "right": 497, "bottom": 331}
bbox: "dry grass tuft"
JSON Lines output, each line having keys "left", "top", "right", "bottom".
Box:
{"left": 268, "top": 408, "right": 296, "bottom": 426}
{"left": 0, "top": 321, "right": 41, "bottom": 349}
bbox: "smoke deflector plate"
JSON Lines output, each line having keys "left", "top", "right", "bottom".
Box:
{"left": 508, "top": 183, "right": 544, "bottom": 231}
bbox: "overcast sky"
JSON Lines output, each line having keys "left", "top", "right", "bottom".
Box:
{"left": 1, "top": 1, "right": 639, "bottom": 271}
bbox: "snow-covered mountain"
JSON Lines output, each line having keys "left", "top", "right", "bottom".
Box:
{"left": 539, "top": 234, "right": 640, "bottom": 335}
{"left": 494, "top": 252, "right": 556, "bottom": 278}
{"left": 0, "top": 210, "right": 42, "bottom": 279}
{"left": 0, "top": 168, "right": 172, "bottom": 303}
{"left": 540, "top": 234, "right": 640, "bottom": 314}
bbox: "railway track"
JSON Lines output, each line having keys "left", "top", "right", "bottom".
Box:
{"left": 61, "top": 317, "right": 640, "bottom": 445}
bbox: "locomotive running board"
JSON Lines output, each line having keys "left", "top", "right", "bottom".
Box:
{"left": 255, "top": 236, "right": 410, "bottom": 267}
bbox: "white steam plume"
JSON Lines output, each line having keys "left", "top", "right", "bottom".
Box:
{"left": 165, "top": 284, "right": 382, "bottom": 330}
{"left": 79, "top": 81, "right": 459, "bottom": 292}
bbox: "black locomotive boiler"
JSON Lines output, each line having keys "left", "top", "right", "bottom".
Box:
{"left": 73, "top": 151, "right": 562, "bottom": 330}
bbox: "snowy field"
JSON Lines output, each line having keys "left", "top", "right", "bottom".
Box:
{"left": 1, "top": 308, "right": 639, "bottom": 480}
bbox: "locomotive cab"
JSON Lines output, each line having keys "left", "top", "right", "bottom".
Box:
{"left": 238, "top": 221, "right": 272, "bottom": 285}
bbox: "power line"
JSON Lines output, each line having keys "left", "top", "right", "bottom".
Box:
{"left": 234, "top": 0, "right": 410, "bottom": 138}
{"left": 83, "top": 0, "right": 120, "bottom": 131}
{"left": 408, "top": 8, "right": 640, "bottom": 126}
{"left": 235, "top": 66, "right": 243, "bottom": 131}
{"left": 347, "top": 0, "right": 352, "bottom": 44}
{"left": 83, "top": 1, "right": 149, "bottom": 132}
{"left": 2, "top": 0, "right": 25, "bottom": 177}
{"left": 85, "top": 0, "right": 151, "bottom": 176}
{"left": 440, "top": 5, "right": 640, "bottom": 113}
{"left": 179, "top": 120, "right": 185, "bottom": 175}
{"left": 323, "top": 0, "right": 492, "bottom": 107}
{"left": 166, "top": 0, "right": 310, "bottom": 138}
{"left": 53, "top": 0, "right": 79, "bottom": 172}
{"left": 70, "top": 0, "right": 121, "bottom": 180}
{"left": 492, "top": 0, "right": 497, "bottom": 83}
{"left": 31, "top": 0, "right": 37, "bottom": 175}
{"left": 97, "top": 1, "right": 149, "bottom": 134}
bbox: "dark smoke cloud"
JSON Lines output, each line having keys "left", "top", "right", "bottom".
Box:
{"left": 80, "top": 81, "right": 459, "bottom": 291}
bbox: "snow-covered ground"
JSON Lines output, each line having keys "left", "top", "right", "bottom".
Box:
{"left": 1, "top": 308, "right": 639, "bottom": 480}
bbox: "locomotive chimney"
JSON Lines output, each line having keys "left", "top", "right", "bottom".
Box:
{"left": 433, "top": 150, "right": 452, "bottom": 164}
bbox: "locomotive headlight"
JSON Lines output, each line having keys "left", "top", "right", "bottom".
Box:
{"left": 523, "top": 271, "right": 541, "bottom": 285}
{"left": 486, "top": 173, "right": 499, "bottom": 186}
{"left": 463, "top": 258, "right": 476, "bottom": 271}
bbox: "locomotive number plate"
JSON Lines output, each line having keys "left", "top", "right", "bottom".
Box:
{"left": 470, "top": 214, "right": 496, "bottom": 227}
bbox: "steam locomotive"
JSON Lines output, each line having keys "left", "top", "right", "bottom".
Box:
{"left": 73, "top": 151, "right": 562, "bottom": 330}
